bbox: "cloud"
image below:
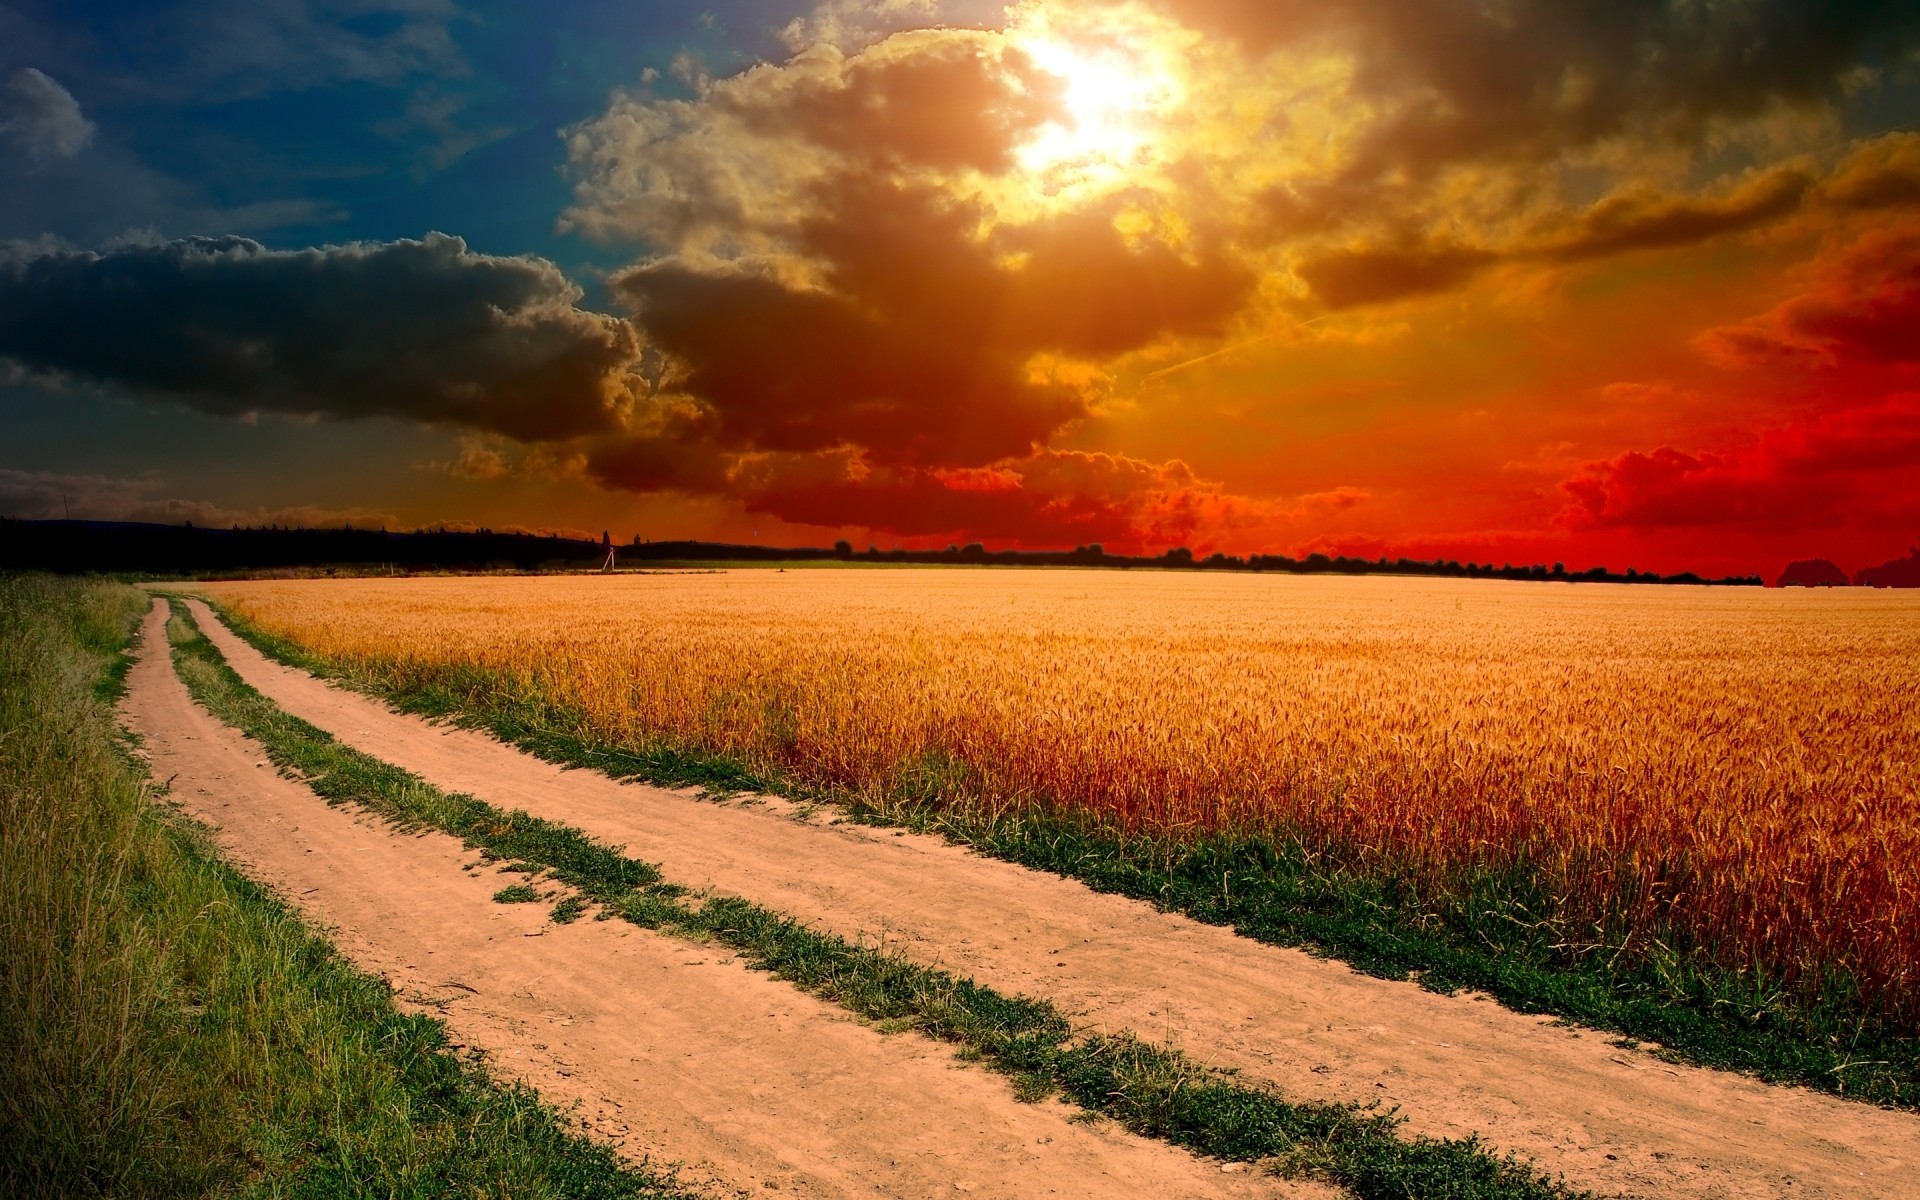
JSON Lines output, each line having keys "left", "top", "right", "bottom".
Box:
{"left": 1697, "top": 219, "right": 1920, "bottom": 368}
{"left": 609, "top": 172, "right": 1248, "bottom": 468}
{"left": 561, "top": 28, "right": 1063, "bottom": 252}
{"left": 1292, "top": 485, "right": 1371, "bottom": 515}
{"left": 1, "top": 68, "right": 94, "bottom": 158}
{"left": 14, "top": 0, "right": 1911, "bottom": 563}
{"left": 723, "top": 448, "right": 1272, "bottom": 551}
{"left": 1294, "top": 242, "right": 1497, "bottom": 309}
{"left": 1158, "top": 0, "right": 1920, "bottom": 171}
{"left": 1229, "top": 7, "right": 1920, "bottom": 306}
{"left": 583, "top": 428, "right": 734, "bottom": 494}
{"left": 779, "top": 0, "right": 944, "bottom": 53}
{"left": 568, "top": 433, "right": 1298, "bottom": 552}
{"left": 564, "top": 22, "right": 1257, "bottom": 472}
{"left": 0, "top": 79, "right": 342, "bottom": 245}
{"left": 1534, "top": 167, "right": 1816, "bottom": 264}
{"left": 575, "top": 2, "right": 1920, "bottom": 338}
{"left": 0, "top": 233, "right": 640, "bottom": 440}
{"left": 442, "top": 435, "right": 509, "bottom": 480}
{"left": 1292, "top": 143, "right": 1920, "bottom": 307}
{"left": 0, "top": 467, "right": 395, "bottom": 528}
{"left": 155, "top": 0, "right": 469, "bottom": 102}
{"left": 752, "top": 31, "right": 1063, "bottom": 174}
{"left": 1821, "top": 133, "right": 1920, "bottom": 212}
{"left": 541, "top": 1, "right": 1920, "bottom": 555}
{"left": 1558, "top": 392, "right": 1920, "bottom": 531}
{"left": 373, "top": 85, "right": 516, "bottom": 172}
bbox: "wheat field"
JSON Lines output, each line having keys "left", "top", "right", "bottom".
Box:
{"left": 204, "top": 570, "right": 1920, "bottom": 1024}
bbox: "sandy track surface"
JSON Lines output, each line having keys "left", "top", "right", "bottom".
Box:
{"left": 127, "top": 603, "right": 1320, "bottom": 1200}
{"left": 187, "top": 598, "right": 1920, "bottom": 1200}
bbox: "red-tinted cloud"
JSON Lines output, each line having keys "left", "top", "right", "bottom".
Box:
{"left": 728, "top": 448, "right": 1270, "bottom": 552}
{"left": 1698, "top": 221, "right": 1920, "bottom": 368}
{"left": 1558, "top": 392, "right": 1920, "bottom": 531}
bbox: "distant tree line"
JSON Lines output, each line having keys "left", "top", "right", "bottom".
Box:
{"left": 0, "top": 519, "right": 611, "bottom": 575}
{"left": 627, "top": 537, "right": 1763, "bottom": 585}
{"left": 1, "top": 518, "right": 1778, "bottom": 585}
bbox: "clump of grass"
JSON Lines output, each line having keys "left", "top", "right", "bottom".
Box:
{"left": 0, "top": 576, "right": 688, "bottom": 1199}
{"left": 551, "top": 896, "right": 590, "bottom": 924}
{"left": 169, "top": 599, "right": 1580, "bottom": 1200}
{"left": 494, "top": 883, "right": 541, "bottom": 903}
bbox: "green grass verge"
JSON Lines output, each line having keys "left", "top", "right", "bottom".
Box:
{"left": 169, "top": 599, "right": 1580, "bottom": 1199}
{"left": 0, "top": 575, "right": 690, "bottom": 1199}
{"left": 208, "top": 598, "right": 1920, "bottom": 1110}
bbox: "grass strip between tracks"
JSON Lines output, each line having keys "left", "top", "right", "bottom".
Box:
{"left": 2, "top": 576, "right": 688, "bottom": 1200}
{"left": 203, "top": 600, "right": 1917, "bottom": 1110}
{"left": 165, "top": 598, "right": 1582, "bottom": 1200}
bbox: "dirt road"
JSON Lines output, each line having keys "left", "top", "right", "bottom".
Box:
{"left": 126, "top": 601, "right": 1322, "bottom": 1199}
{"left": 184, "top": 597, "right": 1920, "bottom": 1200}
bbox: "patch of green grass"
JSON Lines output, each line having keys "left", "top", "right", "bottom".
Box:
{"left": 493, "top": 883, "right": 541, "bottom": 904}
{"left": 207, "top": 596, "right": 1916, "bottom": 1110}
{"left": 2, "top": 577, "right": 689, "bottom": 1199}
{"left": 551, "top": 896, "right": 590, "bottom": 924}
{"left": 910, "top": 813, "right": 1920, "bottom": 1108}
{"left": 172, "top": 600, "right": 1579, "bottom": 1200}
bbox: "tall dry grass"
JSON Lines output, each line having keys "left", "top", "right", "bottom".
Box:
{"left": 207, "top": 570, "right": 1920, "bottom": 1026}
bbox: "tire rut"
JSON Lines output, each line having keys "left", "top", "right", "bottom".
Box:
{"left": 128, "top": 601, "right": 1321, "bottom": 1200}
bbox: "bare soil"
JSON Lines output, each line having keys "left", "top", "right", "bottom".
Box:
{"left": 185, "top": 597, "right": 1920, "bottom": 1200}
{"left": 128, "top": 602, "right": 1321, "bottom": 1199}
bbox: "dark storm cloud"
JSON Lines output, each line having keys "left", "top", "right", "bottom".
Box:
{"left": 614, "top": 178, "right": 1251, "bottom": 467}
{"left": 0, "top": 233, "right": 639, "bottom": 440}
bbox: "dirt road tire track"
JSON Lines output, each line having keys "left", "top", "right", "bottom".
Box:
{"left": 185, "top": 597, "right": 1920, "bottom": 1200}
{"left": 125, "top": 601, "right": 1325, "bottom": 1200}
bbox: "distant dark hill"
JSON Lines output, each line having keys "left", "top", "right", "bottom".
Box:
{"left": 1855, "top": 548, "right": 1920, "bottom": 588}
{"left": 1775, "top": 558, "right": 1850, "bottom": 587}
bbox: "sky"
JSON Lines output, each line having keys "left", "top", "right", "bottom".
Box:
{"left": 2, "top": 0, "right": 1919, "bottom": 576}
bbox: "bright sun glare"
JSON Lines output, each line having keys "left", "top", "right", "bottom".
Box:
{"left": 1015, "top": 38, "right": 1174, "bottom": 187}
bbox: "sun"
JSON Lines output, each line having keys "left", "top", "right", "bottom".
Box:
{"left": 1014, "top": 36, "right": 1176, "bottom": 189}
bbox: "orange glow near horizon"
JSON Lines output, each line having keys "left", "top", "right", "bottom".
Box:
{"left": 6, "top": 0, "right": 1919, "bottom": 581}
{"left": 478, "top": 0, "right": 1920, "bottom": 580}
